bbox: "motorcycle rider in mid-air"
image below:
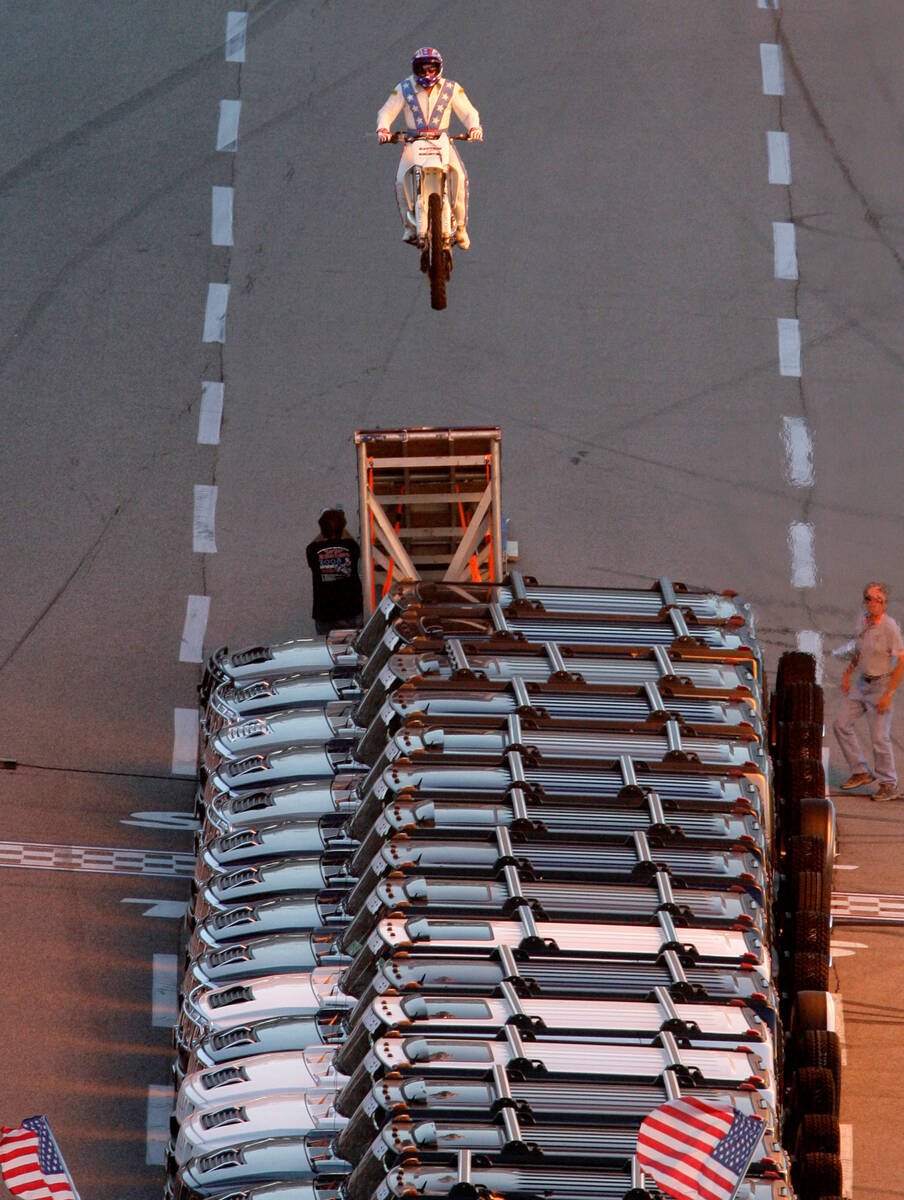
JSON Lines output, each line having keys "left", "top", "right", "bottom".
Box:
{"left": 376, "top": 47, "right": 482, "bottom": 250}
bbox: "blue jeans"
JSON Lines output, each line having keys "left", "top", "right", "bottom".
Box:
{"left": 833, "top": 674, "right": 896, "bottom": 786}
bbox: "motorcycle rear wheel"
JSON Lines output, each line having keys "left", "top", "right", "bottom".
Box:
{"left": 427, "top": 192, "right": 447, "bottom": 310}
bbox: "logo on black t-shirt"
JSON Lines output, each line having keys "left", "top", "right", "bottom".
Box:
{"left": 317, "top": 545, "right": 353, "bottom": 582}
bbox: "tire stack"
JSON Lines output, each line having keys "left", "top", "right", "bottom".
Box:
{"left": 163, "top": 579, "right": 817, "bottom": 1200}
{"left": 770, "top": 650, "right": 842, "bottom": 1200}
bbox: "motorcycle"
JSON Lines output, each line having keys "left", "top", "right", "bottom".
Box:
{"left": 385, "top": 129, "right": 474, "bottom": 311}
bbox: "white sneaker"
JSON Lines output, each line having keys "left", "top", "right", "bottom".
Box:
{"left": 402, "top": 227, "right": 418, "bottom": 244}
{"left": 454, "top": 228, "right": 470, "bottom": 250}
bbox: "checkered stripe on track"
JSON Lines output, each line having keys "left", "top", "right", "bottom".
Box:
{"left": 832, "top": 891, "right": 904, "bottom": 923}
{"left": 0, "top": 840, "right": 195, "bottom": 878}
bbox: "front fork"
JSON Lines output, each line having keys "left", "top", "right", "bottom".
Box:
{"left": 412, "top": 168, "right": 453, "bottom": 245}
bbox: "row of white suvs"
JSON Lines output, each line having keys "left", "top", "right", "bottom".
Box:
{"left": 163, "top": 575, "right": 842, "bottom": 1200}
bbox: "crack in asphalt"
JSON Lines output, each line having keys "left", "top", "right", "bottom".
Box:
{"left": 0, "top": 500, "right": 124, "bottom": 677}
{"left": 2, "top": 759, "right": 197, "bottom": 783}
{"left": 485, "top": 404, "right": 900, "bottom": 525}
{"left": 0, "top": 1, "right": 299, "bottom": 377}
{"left": 322, "top": 284, "right": 421, "bottom": 478}
{"left": 0, "top": 154, "right": 221, "bottom": 375}
{"left": 777, "top": 22, "right": 904, "bottom": 277}
{"left": 0, "top": 0, "right": 298, "bottom": 200}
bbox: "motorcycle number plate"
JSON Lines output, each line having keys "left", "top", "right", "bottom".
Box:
{"left": 411, "top": 140, "right": 444, "bottom": 164}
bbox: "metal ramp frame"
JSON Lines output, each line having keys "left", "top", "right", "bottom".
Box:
{"left": 355, "top": 426, "right": 504, "bottom": 614}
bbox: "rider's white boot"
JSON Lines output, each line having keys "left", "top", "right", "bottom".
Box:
{"left": 454, "top": 228, "right": 470, "bottom": 250}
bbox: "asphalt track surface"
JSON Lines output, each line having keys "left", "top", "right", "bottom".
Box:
{"left": 1, "top": 3, "right": 903, "bottom": 1197}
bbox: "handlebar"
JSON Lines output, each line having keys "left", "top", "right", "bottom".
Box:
{"left": 385, "top": 130, "right": 473, "bottom": 143}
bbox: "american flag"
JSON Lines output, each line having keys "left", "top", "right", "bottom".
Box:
{"left": 0, "top": 1117, "right": 78, "bottom": 1200}
{"left": 636, "top": 1097, "right": 764, "bottom": 1200}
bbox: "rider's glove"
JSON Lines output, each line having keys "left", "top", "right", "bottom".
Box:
{"left": 468, "top": 126, "right": 483, "bottom": 141}
{"left": 377, "top": 127, "right": 392, "bottom": 143}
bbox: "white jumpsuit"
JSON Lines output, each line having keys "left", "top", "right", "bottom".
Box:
{"left": 376, "top": 75, "right": 480, "bottom": 233}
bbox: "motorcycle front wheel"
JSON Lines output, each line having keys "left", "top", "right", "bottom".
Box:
{"left": 427, "top": 192, "right": 447, "bottom": 311}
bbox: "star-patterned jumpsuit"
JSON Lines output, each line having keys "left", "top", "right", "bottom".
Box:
{"left": 376, "top": 75, "right": 480, "bottom": 234}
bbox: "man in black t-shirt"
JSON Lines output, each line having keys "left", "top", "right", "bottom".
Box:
{"left": 305, "top": 508, "right": 364, "bottom": 635}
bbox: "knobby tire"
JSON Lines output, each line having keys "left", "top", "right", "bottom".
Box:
{"left": 428, "top": 192, "right": 447, "bottom": 310}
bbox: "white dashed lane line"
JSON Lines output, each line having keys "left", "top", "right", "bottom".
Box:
{"left": 202, "top": 281, "right": 230, "bottom": 343}
{"left": 211, "top": 184, "right": 235, "bottom": 246}
{"left": 146, "top": 1085, "right": 171, "bottom": 1166}
{"left": 760, "top": 42, "right": 785, "bottom": 95}
{"left": 152, "top": 953, "right": 179, "bottom": 1028}
{"left": 759, "top": 8, "right": 848, "bottom": 1192}
{"left": 788, "top": 521, "right": 817, "bottom": 588}
{"left": 172, "top": 706, "right": 201, "bottom": 775}
{"left": 216, "top": 98, "right": 241, "bottom": 151}
{"left": 179, "top": 594, "right": 212, "bottom": 662}
{"left": 766, "top": 131, "right": 791, "bottom": 184}
{"left": 225, "top": 11, "right": 248, "bottom": 63}
{"left": 780, "top": 416, "right": 813, "bottom": 487}
{"left": 193, "top": 484, "right": 218, "bottom": 553}
{"left": 198, "top": 380, "right": 224, "bottom": 445}
{"left": 153, "top": 9, "right": 250, "bottom": 1163}
{"left": 840, "top": 1125, "right": 854, "bottom": 1199}
{"left": 759, "top": 29, "right": 816, "bottom": 614}
{"left": 772, "top": 220, "right": 798, "bottom": 279}
{"left": 776, "top": 317, "right": 801, "bottom": 377}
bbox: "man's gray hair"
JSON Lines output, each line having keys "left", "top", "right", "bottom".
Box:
{"left": 863, "top": 581, "right": 890, "bottom": 601}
